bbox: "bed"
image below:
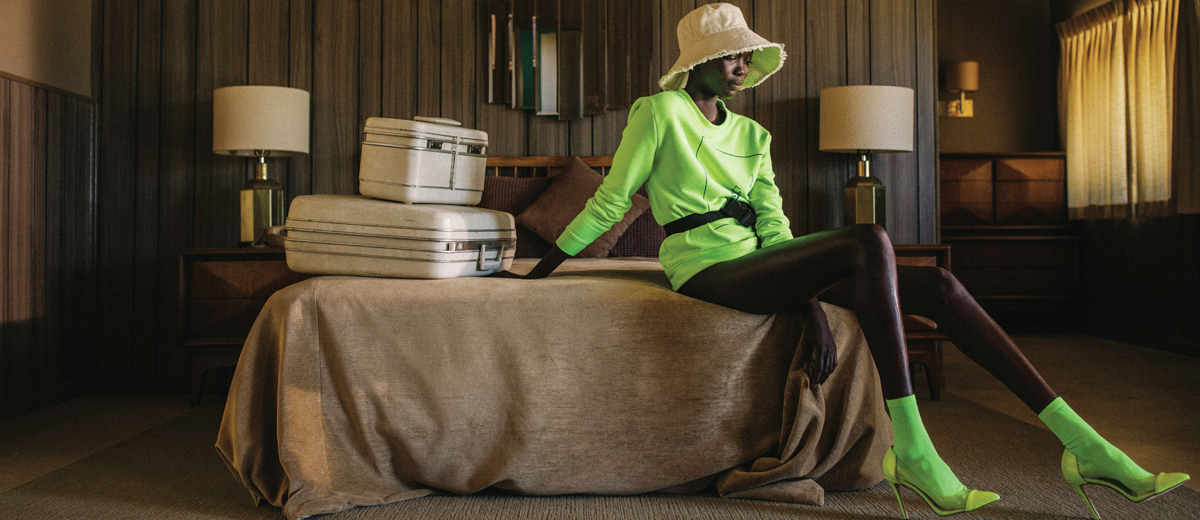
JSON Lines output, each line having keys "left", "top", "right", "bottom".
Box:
{"left": 215, "top": 157, "right": 894, "bottom": 519}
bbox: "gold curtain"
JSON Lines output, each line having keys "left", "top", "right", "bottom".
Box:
{"left": 1127, "top": 0, "right": 1179, "bottom": 215}
{"left": 1174, "top": 0, "right": 1200, "bottom": 213}
{"left": 1059, "top": 3, "right": 1129, "bottom": 218}
{"left": 1057, "top": 0, "right": 1183, "bottom": 219}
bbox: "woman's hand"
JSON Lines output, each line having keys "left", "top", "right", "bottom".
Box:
{"left": 802, "top": 298, "right": 838, "bottom": 386}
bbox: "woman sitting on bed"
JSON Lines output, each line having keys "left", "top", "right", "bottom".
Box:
{"left": 498, "top": 3, "right": 1188, "bottom": 518}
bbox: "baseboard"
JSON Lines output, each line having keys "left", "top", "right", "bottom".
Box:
{"left": 1073, "top": 323, "right": 1200, "bottom": 357}
{"left": 0, "top": 392, "right": 72, "bottom": 420}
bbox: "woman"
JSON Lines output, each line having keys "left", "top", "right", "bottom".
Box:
{"left": 501, "top": 4, "right": 1188, "bottom": 518}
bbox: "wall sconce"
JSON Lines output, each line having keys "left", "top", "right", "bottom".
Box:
{"left": 941, "top": 61, "right": 979, "bottom": 118}
{"left": 819, "top": 85, "right": 915, "bottom": 229}
{"left": 213, "top": 86, "right": 311, "bottom": 246}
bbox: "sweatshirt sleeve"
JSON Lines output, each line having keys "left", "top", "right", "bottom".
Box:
{"left": 555, "top": 97, "right": 660, "bottom": 255}
{"left": 746, "top": 137, "right": 793, "bottom": 248}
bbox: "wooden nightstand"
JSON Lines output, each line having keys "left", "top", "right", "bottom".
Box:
{"left": 180, "top": 248, "right": 310, "bottom": 405}
{"left": 895, "top": 244, "right": 951, "bottom": 400}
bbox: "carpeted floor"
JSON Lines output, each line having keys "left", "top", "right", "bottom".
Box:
{"left": 0, "top": 392, "right": 1196, "bottom": 520}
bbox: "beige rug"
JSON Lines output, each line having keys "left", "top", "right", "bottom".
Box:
{"left": 0, "top": 393, "right": 1196, "bottom": 519}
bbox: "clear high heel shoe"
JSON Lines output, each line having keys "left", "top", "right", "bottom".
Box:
{"left": 1060, "top": 449, "right": 1190, "bottom": 519}
{"left": 882, "top": 446, "right": 1000, "bottom": 518}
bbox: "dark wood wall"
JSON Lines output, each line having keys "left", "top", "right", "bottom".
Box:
{"left": 0, "top": 77, "right": 96, "bottom": 417}
{"left": 1075, "top": 215, "right": 1200, "bottom": 356}
{"left": 79, "top": 0, "right": 937, "bottom": 394}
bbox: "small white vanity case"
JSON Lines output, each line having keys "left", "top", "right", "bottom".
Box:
{"left": 284, "top": 195, "right": 515, "bottom": 279}
{"left": 359, "top": 116, "right": 489, "bottom": 205}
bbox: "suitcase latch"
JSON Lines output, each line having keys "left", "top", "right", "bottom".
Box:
{"left": 468, "top": 145, "right": 484, "bottom": 155}
{"left": 476, "top": 242, "right": 506, "bottom": 272}
{"left": 426, "top": 139, "right": 444, "bottom": 150}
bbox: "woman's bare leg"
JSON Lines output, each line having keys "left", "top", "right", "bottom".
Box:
{"left": 680, "top": 227, "right": 1186, "bottom": 512}
{"left": 819, "top": 265, "right": 1059, "bottom": 412}
{"left": 679, "top": 224, "right": 996, "bottom": 508}
{"left": 678, "top": 223, "right": 913, "bottom": 399}
{"left": 819, "top": 264, "right": 1189, "bottom": 507}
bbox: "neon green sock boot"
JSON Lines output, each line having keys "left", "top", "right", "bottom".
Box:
{"left": 883, "top": 395, "right": 999, "bottom": 517}
{"left": 1039, "top": 397, "right": 1154, "bottom": 491}
{"left": 886, "top": 394, "right": 967, "bottom": 497}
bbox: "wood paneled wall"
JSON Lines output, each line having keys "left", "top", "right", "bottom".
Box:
{"left": 90, "top": 0, "right": 937, "bottom": 393}
{"left": 0, "top": 77, "right": 96, "bottom": 417}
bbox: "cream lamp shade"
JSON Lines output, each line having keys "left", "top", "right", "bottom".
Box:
{"left": 213, "top": 86, "right": 310, "bottom": 156}
{"left": 818, "top": 85, "right": 914, "bottom": 229}
{"left": 944, "top": 61, "right": 979, "bottom": 93}
{"left": 819, "top": 85, "right": 914, "bottom": 153}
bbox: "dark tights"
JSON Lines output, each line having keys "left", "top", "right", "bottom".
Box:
{"left": 678, "top": 224, "right": 1058, "bottom": 412}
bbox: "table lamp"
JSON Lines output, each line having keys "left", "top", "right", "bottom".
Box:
{"left": 213, "top": 85, "right": 310, "bottom": 246}
{"left": 819, "top": 85, "right": 914, "bottom": 229}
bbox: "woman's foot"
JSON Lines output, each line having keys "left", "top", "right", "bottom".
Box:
{"left": 1039, "top": 397, "right": 1191, "bottom": 518}
{"left": 1061, "top": 449, "right": 1190, "bottom": 519}
{"left": 884, "top": 395, "right": 1000, "bottom": 517}
{"left": 883, "top": 447, "right": 1000, "bottom": 518}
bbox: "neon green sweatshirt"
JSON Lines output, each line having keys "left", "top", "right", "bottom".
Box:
{"left": 556, "top": 90, "right": 793, "bottom": 290}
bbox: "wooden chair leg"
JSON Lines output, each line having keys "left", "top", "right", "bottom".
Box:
{"left": 908, "top": 362, "right": 926, "bottom": 393}
{"left": 906, "top": 339, "right": 945, "bottom": 401}
{"left": 190, "top": 355, "right": 240, "bottom": 407}
{"left": 926, "top": 341, "right": 944, "bottom": 401}
{"left": 191, "top": 363, "right": 209, "bottom": 408}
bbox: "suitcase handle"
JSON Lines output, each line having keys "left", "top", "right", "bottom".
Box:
{"left": 476, "top": 242, "right": 505, "bottom": 272}
{"left": 414, "top": 116, "right": 462, "bottom": 127}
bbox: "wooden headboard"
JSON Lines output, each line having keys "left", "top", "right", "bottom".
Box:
{"left": 485, "top": 156, "right": 614, "bottom": 178}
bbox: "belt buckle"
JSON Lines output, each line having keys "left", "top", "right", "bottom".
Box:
{"left": 737, "top": 208, "right": 756, "bottom": 227}
{"left": 722, "top": 198, "right": 756, "bottom": 228}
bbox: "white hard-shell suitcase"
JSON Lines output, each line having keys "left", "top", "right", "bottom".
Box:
{"left": 284, "top": 195, "right": 515, "bottom": 279}
{"left": 359, "top": 116, "right": 489, "bottom": 205}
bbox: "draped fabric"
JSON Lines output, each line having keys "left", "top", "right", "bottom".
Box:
{"left": 1127, "top": 0, "right": 1180, "bottom": 215}
{"left": 216, "top": 259, "right": 892, "bottom": 520}
{"left": 1057, "top": 0, "right": 1182, "bottom": 218}
{"left": 1173, "top": 0, "right": 1200, "bottom": 214}
{"left": 1059, "top": 3, "right": 1128, "bottom": 218}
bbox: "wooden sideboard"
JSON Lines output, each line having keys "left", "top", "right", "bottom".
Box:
{"left": 940, "top": 153, "right": 1078, "bottom": 322}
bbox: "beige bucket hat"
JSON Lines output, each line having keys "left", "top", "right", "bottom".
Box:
{"left": 659, "top": 3, "right": 786, "bottom": 92}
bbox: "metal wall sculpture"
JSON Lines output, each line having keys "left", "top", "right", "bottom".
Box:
{"left": 486, "top": 0, "right": 656, "bottom": 120}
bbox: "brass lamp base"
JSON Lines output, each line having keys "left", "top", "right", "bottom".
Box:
{"left": 240, "top": 151, "right": 284, "bottom": 246}
{"left": 843, "top": 175, "right": 886, "bottom": 228}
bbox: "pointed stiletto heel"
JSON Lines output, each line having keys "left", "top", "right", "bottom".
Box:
{"left": 1060, "top": 449, "right": 1190, "bottom": 520}
{"left": 882, "top": 446, "right": 1000, "bottom": 518}
{"left": 886, "top": 478, "right": 909, "bottom": 519}
{"left": 1062, "top": 450, "right": 1102, "bottom": 519}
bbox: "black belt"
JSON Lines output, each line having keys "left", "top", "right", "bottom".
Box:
{"left": 664, "top": 198, "right": 757, "bottom": 236}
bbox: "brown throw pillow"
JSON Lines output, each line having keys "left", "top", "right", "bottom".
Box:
{"left": 515, "top": 156, "right": 650, "bottom": 258}
{"left": 478, "top": 175, "right": 556, "bottom": 258}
